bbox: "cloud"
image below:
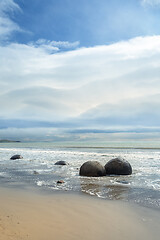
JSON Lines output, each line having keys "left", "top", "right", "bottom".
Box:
{"left": 0, "top": 86, "right": 77, "bottom": 121}
{"left": 0, "top": 35, "right": 160, "bottom": 134}
{"left": 29, "top": 39, "right": 80, "bottom": 53}
{"left": 1, "top": 126, "right": 160, "bottom": 142}
{"left": 79, "top": 94, "right": 160, "bottom": 127}
{"left": 0, "top": 0, "right": 22, "bottom": 40}
{"left": 0, "top": 0, "right": 20, "bottom": 13}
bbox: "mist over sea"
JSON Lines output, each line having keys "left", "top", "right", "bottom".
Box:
{"left": 0, "top": 141, "right": 160, "bottom": 209}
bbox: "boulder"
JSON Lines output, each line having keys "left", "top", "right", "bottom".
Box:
{"left": 10, "top": 154, "right": 23, "bottom": 160}
{"left": 79, "top": 161, "right": 106, "bottom": 177}
{"left": 105, "top": 157, "right": 132, "bottom": 175}
{"left": 55, "top": 160, "right": 68, "bottom": 165}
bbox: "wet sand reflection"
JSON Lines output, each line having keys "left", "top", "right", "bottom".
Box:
{"left": 80, "top": 177, "right": 131, "bottom": 200}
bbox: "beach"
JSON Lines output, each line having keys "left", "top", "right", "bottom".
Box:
{"left": 0, "top": 185, "right": 160, "bottom": 240}
{"left": 0, "top": 141, "right": 160, "bottom": 239}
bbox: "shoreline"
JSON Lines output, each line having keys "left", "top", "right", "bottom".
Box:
{"left": 0, "top": 185, "right": 159, "bottom": 240}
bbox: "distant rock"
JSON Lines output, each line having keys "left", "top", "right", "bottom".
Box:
{"left": 0, "top": 140, "right": 20, "bottom": 143}
{"left": 79, "top": 161, "right": 106, "bottom": 177}
{"left": 33, "top": 171, "right": 39, "bottom": 175}
{"left": 105, "top": 157, "right": 132, "bottom": 175}
{"left": 55, "top": 161, "right": 68, "bottom": 165}
{"left": 10, "top": 154, "right": 23, "bottom": 160}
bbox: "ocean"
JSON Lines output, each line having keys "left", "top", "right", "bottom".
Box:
{"left": 0, "top": 141, "right": 160, "bottom": 209}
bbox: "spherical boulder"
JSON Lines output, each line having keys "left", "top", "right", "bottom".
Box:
{"left": 105, "top": 157, "right": 132, "bottom": 175}
{"left": 79, "top": 161, "right": 106, "bottom": 177}
{"left": 10, "top": 154, "right": 23, "bottom": 160}
{"left": 55, "top": 160, "right": 68, "bottom": 165}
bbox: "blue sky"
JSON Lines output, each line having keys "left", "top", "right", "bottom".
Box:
{"left": 0, "top": 0, "right": 160, "bottom": 141}
{"left": 5, "top": 0, "right": 160, "bottom": 46}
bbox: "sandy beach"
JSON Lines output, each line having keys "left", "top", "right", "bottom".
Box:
{"left": 0, "top": 186, "right": 159, "bottom": 240}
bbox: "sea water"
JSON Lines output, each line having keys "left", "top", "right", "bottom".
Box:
{"left": 0, "top": 141, "right": 160, "bottom": 209}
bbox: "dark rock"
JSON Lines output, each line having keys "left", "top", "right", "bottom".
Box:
{"left": 33, "top": 171, "right": 39, "bottom": 175}
{"left": 105, "top": 157, "right": 132, "bottom": 175}
{"left": 57, "top": 180, "right": 65, "bottom": 184}
{"left": 79, "top": 161, "right": 106, "bottom": 177}
{"left": 10, "top": 154, "right": 23, "bottom": 160}
{"left": 55, "top": 161, "right": 68, "bottom": 165}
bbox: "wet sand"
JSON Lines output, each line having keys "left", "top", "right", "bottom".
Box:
{"left": 0, "top": 186, "right": 159, "bottom": 240}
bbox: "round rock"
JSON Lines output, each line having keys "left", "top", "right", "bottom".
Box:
{"left": 55, "top": 160, "right": 68, "bottom": 165}
{"left": 10, "top": 154, "right": 23, "bottom": 160}
{"left": 105, "top": 157, "right": 132, "bottom": 175}
{"left": 79, "top": 161, "right": 106, "bottom": 177}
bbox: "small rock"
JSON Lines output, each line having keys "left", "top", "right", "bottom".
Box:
{"left": 33, "top": 171, "right": 39, "bottom": 175}
{"left": 10, "top": 154, "right": 23, "bottom": 160}
{"left": 57, "top": 180, "right": 65, "bottom": 184}
{"left": 55, "top": 161, "right": 68, "bottom": 165}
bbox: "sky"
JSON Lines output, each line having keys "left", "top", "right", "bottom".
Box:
{"left": 0, "top": 0, "right": 160, "bottom": 141}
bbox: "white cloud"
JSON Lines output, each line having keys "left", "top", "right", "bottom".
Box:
{"left": 80, "top": 93, "right": 160, "bottom": 126}
{"left": 29, "top": 39, "right": 80, "bottom": 53}
{"left": 0, "top": 0, "right": 20, "bottom": 13}
{"left": 0, "top": 35, "right": 160, "bottom": 128}
{"left": 35, "top": 39, "right": 80, "bottom": 49}
{"left": 0, "top": 0, "right": 21, "bottom": 40}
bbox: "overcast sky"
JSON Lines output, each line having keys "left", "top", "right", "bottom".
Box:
{"left": 0, "top": 0, "right": 160, "bottom": 141}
